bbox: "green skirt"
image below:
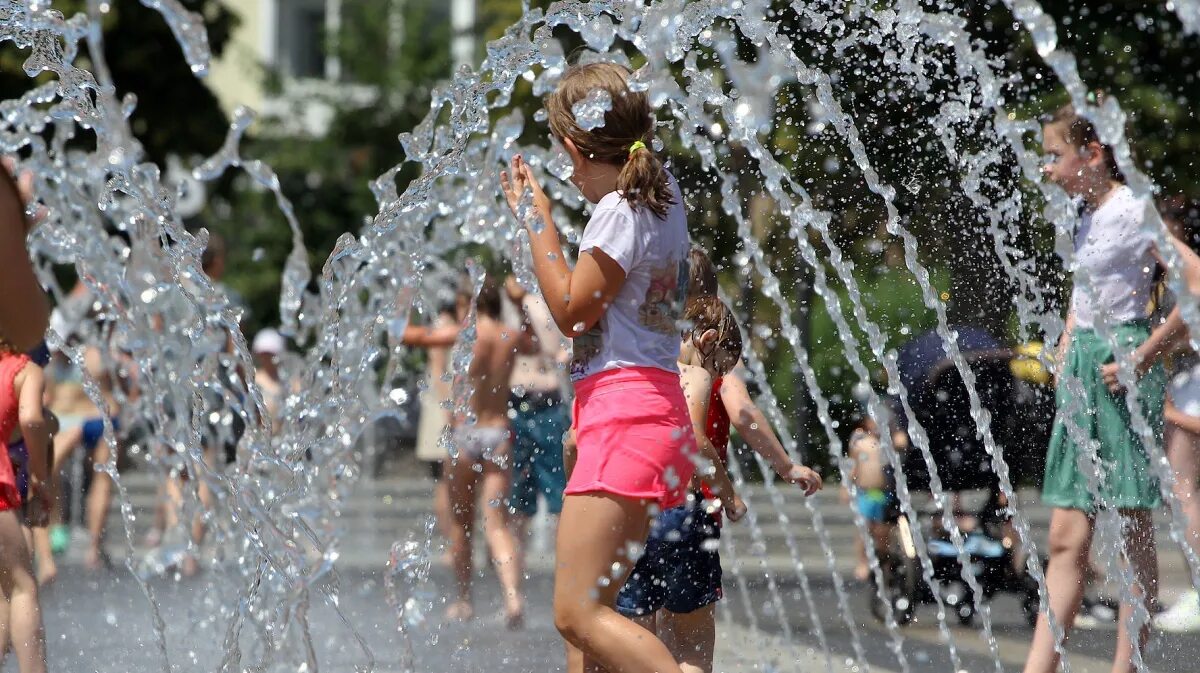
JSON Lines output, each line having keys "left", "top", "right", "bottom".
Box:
{"left": 1043, "top": 323, "right": 1164, "bottom": 512}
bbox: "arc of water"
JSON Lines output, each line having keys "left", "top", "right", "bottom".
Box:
{"left": 722, "top": 443, "right": 830, "bottom": 673}
{"left": 652, "top": 53, "right": 884, "bottom": 673}
{"left": 1, "top": 2, "right": 389, "bottom": 667}
{"left": 678, "top": 27, "right": 980, "bottom": 673}
{"left": 192, "top": 106, "right": 314, "bottom": 341}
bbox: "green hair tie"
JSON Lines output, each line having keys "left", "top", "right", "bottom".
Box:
{"left": 628, "top": 140, "right": 647, "bottom": 157}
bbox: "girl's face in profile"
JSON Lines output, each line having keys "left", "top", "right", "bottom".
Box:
{"left": 1041, "top": 123, "right": 1087, "bottom": 196}
{"left": 1041, "top": 122, "right": 1110, "bottom": 199}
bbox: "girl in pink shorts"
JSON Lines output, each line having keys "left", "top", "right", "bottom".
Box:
{"left": 500, "top": 62, "right": 695, "bottom": 673}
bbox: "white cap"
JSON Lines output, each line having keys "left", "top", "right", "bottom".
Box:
{"left": 252, "top": 328, "right": 285, "bottom": 355}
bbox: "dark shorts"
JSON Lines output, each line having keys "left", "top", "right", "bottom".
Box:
{"left": 509, "top": 394, "right": 568, "bottom": 516}
{"left": 616, "top": 497, "right": 723, "bottom": 616}
{"left": 428, "top": 459, "right": 444, "bottom": 480}
{"left": 8, "top": 439, "right": 27, "bottom": 504}
{"left": 82, "top": 417, "right": 118, "bottom": 454}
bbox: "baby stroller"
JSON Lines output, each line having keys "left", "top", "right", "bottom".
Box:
{"left": 868, "top": 326, "right": 1053, "bottom": 628}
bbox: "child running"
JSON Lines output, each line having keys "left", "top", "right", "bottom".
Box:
{"left": 0, "top": 337, "right": 48, "bottom": 673}
{"left": 608, "top": 296, "right": 743, "bottom": 673}
{"left": 597, "top": 255, "right": 823, "bottom": 673}
{"left": 500, "top": 62, "right": 696, "bottom": 673}
{"left": 1025, "top": 100, "right": 1200, "bottom": 673}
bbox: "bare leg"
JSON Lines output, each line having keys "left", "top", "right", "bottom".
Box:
{"left": 0, "top": 510, "right": 46, "bottom": 672}
{"left": 1024, "top": 508, "right": 1093, "bottom": 673}
{"left": 444, "top": 457, "right": 479, "bottom": 620}
{"left": 479, "top": 452, "right": 523, "bottom": 627}
{"left": 180, "top": 446, "right": 221, "bottom": 577}
{"left": 49, "top": 425, "right": 83, "bottom": 528}
{"left": 162, "top": 471, "right": 185, "bottom": 531}
{"left": 658, "top": 606, "right": 716, "bottom": 673}
{"left": 564, "top": 592, "right": 657, "bottom": 673}
{"left": 83, "top": 441, "right": 113, "bottom": 570}
{"left": 432, "top": 466, "right": 453, "bottom": 565}
{"left": 1167, "top": 423, "right": 1200, "bottom": 564}
{"left": 24, "top": 525, "right": 55, "bottom": 586}
{"left": 553, "top": 493, "right": 683, "bottom": 673}
{"left": 853, "top": 535, "right": 869, "bottom": 582}
{"left": 145, "top": 482, "right": 167, "bottom": 547}
{"left": 1112, "top": 509, "right": 1157, "bottom": 673}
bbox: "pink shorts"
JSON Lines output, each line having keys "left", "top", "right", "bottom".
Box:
{"left": 566, "top": 366, "right": 696, "bottom": 509}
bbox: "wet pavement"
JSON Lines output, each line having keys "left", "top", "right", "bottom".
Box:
{"left": 33, "top": 468, "right": 1200, "bottom": 672}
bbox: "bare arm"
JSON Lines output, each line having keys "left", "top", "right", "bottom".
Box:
{"left": 403, "top": 323, "right": 461, "bottom": 348}
{"left": 682, "top": 365, "right": 744, "bottom": 521}
{"left": 1101, "top": 241, "right": 1200, "bottom": 392}
{"left": 16, "top": 364, "right": 47, "bottom": 482}
{"left": 720, "top": 373, "right": 823, "bottom": 495}
{"left": 501, "top": 156, "right": 625, "bottom": 337}
{"left": 1166, "top": 402, "right": 1200, "bottom": 436}
{"left": 1148, "top": 238, "right": 1200, "bottom": 357}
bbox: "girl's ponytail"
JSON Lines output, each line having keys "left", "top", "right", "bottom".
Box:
{"left": 618, "top": 141, "right": 675, "bottom": 219}
{"left": 547, "top": 63, "right": 677, "bottom": 219}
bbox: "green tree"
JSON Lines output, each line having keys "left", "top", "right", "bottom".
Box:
{"left": 0, "top": 0, "right": 237, "bottom": 164}
{"left": 217, "top": 0, "right": 455, "bottom": 332}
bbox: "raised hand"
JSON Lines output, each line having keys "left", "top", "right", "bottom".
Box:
{"left": 499, "top": 154, "right": 549, "bottom": 223}
{"left": 504, "top": 275, "right": 527, "bottom": 303}
{"left": 499, "top": 154, "right": 529, "bottom": 217}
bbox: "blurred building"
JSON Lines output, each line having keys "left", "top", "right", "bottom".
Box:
{"left": 205, "top": 0, "right": 472, "bottom": 137}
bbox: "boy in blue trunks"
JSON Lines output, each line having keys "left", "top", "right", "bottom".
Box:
{"left": 847, "top": 415, "right": 899, "bottom": 583}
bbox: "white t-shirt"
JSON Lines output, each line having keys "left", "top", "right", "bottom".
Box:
{"left": 1070, "top": 185, "right": 1156, "bottom": 330}
{"left": 569, "top": 174, "right": 691, "bottom": 382}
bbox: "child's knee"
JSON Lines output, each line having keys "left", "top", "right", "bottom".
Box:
{"left": 554, "top": 597, "right": 597, "bottom": 644}
{"left": 1047, "top": 526, "right": 1089, "bottom": 560}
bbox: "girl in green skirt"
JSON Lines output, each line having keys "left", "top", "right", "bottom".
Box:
{"left": 1025, "top": 100, "right": 1200, "bottom": 673}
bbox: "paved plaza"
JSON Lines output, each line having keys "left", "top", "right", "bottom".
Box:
{"left": 32, "top": 467, "right": 1200, "bottom": 673}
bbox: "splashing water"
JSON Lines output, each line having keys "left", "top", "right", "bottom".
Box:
{"left": 3, "top": 0, "right": 1199, "bottom": 671}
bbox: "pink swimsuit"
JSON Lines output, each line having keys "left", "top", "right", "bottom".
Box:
{"left": 0, "top": 353, "right": 28, "bottom": 511}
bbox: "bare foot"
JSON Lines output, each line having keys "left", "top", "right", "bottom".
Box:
{"left": 83, "top": 547, "right": 110, "bottom": 572}
{"left": 504, "top": 595, "right": 525, "bottom": 631}
{"left": 437, "top": 550, "right": 453, "bottom": 568}
{"left": 181, "top": 554, "right": 199, "bottom": 578}
{"left": 36, "top": 561, "right": 57, "bottom": 587}
{"left": 143, "top": 528, "right": 163, "bottom": 548}
{"left": 445, "top": 600, "right": 474, "bottom": 622}
{"left": 853, "top": 563, "right": 871, "bottom": 583}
